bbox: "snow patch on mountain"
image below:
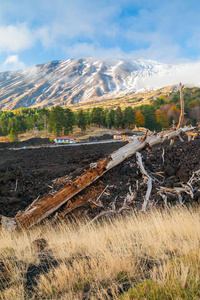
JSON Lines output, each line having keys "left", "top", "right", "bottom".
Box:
{"left": 0, "top": 57, "right": 199, "bottom": 110}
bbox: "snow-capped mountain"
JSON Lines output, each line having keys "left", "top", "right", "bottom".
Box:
{"left": 0, "top": 57, "right": 176, "bottom": 110}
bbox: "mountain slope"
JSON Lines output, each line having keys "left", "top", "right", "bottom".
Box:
{"left": 0, "top": 57, "right": 175, "bottom": 110}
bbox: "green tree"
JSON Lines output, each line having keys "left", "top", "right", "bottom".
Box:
{"left": 64, "top": 108, "right": 75, "bottom": 134}
{"left": 114, "top": 106, "right": 123, "bottom": 129}
{"left": 100, "top": 109, "right": 108, "bottom": 127}
{"left": 77, "top": 109, "right": 87, "bottom": 133}
{"left": 90, "top": 107, "right": 103, "bottom": 127}
{"left": 169, "top": 93, "right": 179, "bottom": 104}
{"left": 49, "top": 106, "right": 66, "bottom": 137}
{"left": 106, "top": 109, "right": 115, "bottom": 128}
{"left": 153, "top": 97, "right": 167, "bottom": 109}
{"left": 123, "top": 107, "right": 134, "bottom": 129}
{"left": 139, "top": 105, "right": 158, "bottom": 130}
{"left": 39, "top": 108, "right": 50, "bottom": 136}
{"left": 9, "top": 128, "right": 18, "bottom": 142}
{"left": 191, "top": 117, "right": 197, "bottom": 126}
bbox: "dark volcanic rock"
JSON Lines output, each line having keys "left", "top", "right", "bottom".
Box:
{"left": 165, "top": 165, "right": 175, "bottom": 176}
{"left": 0, "top": 138, "right": 199, "bottom": 218}
{"left": 177, "top": 167, "right": 189, "bottom": 182}
{"left": 0, "top": 138, "right": 51, "bottom": 149}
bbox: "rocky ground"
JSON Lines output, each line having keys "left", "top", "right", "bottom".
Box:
{"left": 0, "top": 137, "right": 200, "bottom": 219}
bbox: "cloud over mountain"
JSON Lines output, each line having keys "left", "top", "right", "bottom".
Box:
{"left": 0, "top": 57, "right": 186, "bottom": 110}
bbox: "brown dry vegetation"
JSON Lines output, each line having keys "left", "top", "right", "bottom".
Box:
{"left": 0, "top": 126, "right": 124, "bottom": 144}
{"left": 1, "top": 207, "right": 200, "bottom": 299}
{"left": 66, "top": 86, "right": 174, "bottom": 112}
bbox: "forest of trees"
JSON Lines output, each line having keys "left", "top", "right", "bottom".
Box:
{"left": 0, "top": 87, "right": 200, "bottom": 141}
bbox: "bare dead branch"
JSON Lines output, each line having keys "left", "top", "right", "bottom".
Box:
{"left": 157, "top": 187, "right": 184, "bottom": 205}
{"left": 136, "top": 152, "right": 153, "bottom": 211}
{"left": 14, "top": 179, "right": 18, "bottom": 192}
{"left": 177, "top": 82, "right": 184, "bottom": 129}
{"left": 157, "top": 170, "right": 200, "bottom": 206}
{"left": 85, "top": 186, "right": 136, "bottom": 227}
{"left": 92, "top": 184, "right": 109, "bottom": 207}
{"left": 161, "top": 148, "right": 165, "bottom": 163}
{"left": 158, "top": 191, "right": 168, "bottom": 207}
{"left": 178, "top": 136, "right": 184, "bottom": 142}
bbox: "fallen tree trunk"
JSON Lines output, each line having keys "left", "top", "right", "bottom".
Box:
{"left": 15, "top": 157, "right": 111, "bottom": 228}
{"left": 15, "top": 138, "right": 147, "bottom": 228}
{"left": 0, "top": 126, "right": 195, "bottom": 230}
{"left": 53, "top": 183, "right": 105, "bottom": 221}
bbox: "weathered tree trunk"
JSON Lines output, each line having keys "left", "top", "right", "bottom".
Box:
{"left": 177, "top": 83, "right": 184, "bottom": 128}
{"left": 54, "top": 183, "right": 105, "bottom": 221}
{"left": 15, "top": 157, "right": 111, "bottom": 228}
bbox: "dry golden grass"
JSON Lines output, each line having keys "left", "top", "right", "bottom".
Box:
{"left": 66, "top": 85, "right": 173, "bottom": 112}
{"left": 0, "top": 207, "right": 200, "bottom": 299}
{"left": 1, "top": 126, "right": 123, "bottom": 143}
{"left": 0, "top": 137, "right": 9, "bottom": 143}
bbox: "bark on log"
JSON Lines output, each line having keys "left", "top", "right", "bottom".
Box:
{"left": 15, "top": 157, "right": 110, "bottom": 228}
{"left": 10, "top": 126, "right": 196, "bottom": 229}
{"left": 54, "top": 183, "right": 105, "bottom": 221}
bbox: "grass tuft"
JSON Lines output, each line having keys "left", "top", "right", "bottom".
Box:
{"left": 0, "top": 207, "right": 200, "bottom": 299}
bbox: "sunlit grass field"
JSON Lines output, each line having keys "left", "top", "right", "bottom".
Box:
{"left": 0, "top": 125, "right": 125, "bottom": 144}
{"left": 1, "top": 206, "right": 200, "bottom": 299}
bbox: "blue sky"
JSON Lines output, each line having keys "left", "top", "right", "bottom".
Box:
{"left": 0, "top": 0, "right": 200, "bottom": 71}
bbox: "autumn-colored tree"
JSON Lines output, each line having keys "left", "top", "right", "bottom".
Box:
{"left": 135, "top": 110, "right": 145, "bottom": 127}
{"left": 168, "top": 106, "right": 181, "bottom": 123}
{"left": 155, "top": 109, "right": 169, "bottom": 128}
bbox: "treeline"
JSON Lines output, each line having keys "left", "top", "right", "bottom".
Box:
{"left": 0, "top": 87, "right": 200, "bottom": 141}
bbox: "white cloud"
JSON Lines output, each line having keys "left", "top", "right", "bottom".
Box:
{"left": 137, "top": 61, "right": 200, "bottom": 91}
{"left": 35, "top": 26, "right": 52, "bottom": 48}
{"left": 63, "top": 41, "right": 185, "bottom": 65}
{"left": 64, "top": 42, "right": 123, "bottom": 58}
{"left": 32, "top": 1, "right": 121, "bottom": 49}
{"left": 0, "top": 23, "right": 34, "bottom": 52}
{"left": 3, "top": 55, "right": 26, "bottom": 71}
{"left": 21, "top": 65, "right": 40, "bottom": 79}
{"left": 0, "top": 0, "right": 200, "bottom": 66}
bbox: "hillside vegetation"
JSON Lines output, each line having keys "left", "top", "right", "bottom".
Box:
{"left": 0, "top": 207, "right": 200, "bottom": 299}
{"left": 0, "top": 87, "right": 200, "bottom": 141}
